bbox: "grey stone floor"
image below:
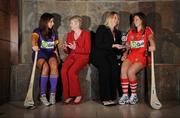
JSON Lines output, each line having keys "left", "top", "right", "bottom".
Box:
{"left": 0, "top": 101, "right": 180, "bottom": 118}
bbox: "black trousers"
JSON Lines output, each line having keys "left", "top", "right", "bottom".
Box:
{"left": 93, "top": 54, "right": 119, "bottom": 101}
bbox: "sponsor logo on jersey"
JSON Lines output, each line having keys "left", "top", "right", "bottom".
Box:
{"left": 131, "top": 39, "right": 144, "bottom": 48}
{"left": 41, "top": 40, "right": 54, "bottom": 49}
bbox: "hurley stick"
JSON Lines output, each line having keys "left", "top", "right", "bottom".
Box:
{"left": 24, "top": 51, "right": 38, "bottom": 109}
{"left": 150, "top": 51, "right": 162, "bottom": 109}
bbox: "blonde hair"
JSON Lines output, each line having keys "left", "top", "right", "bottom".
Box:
{"left": 69, "top": 15, "right": 82, "bottom": 27}
{"left": 103, "top": 11, "right": 119, "bottom": 29}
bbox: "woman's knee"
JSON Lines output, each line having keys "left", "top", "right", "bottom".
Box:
{"left": 42, "top": 63, "right": 49, "bottom": 74}
{"left": 127, "top": 68, "right": 136, "bottom": 79}
{"left": 37, "top": 59, "right": 45, "bottom": 69}
{"left": 121, "top": 66, "right": 128, "bottom": 73}
{"left": 121, "top": 65, "right": 128, "bottom": 77}
{"left": 68, "top": 68, "right": 77, "bottom": 77}
{"left": 50, "top": 63, "right": 58, "bottom": 71}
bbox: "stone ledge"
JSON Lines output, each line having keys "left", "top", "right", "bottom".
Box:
{"left": 10, "top": 64, "right": 40, "bottom": 101}
{"left": 10, "top": 63, "right": 180, "bottom": 103}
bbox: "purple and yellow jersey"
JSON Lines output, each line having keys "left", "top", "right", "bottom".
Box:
{"left": 32, "top": 28, "right": 59, "bottom": 53}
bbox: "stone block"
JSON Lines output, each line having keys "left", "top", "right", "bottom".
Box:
{"left": 10, "top": 64, "right": 40, "bottom": 102}
{"left": 10, "top": 63, "right": 180, "bottom": 104}
{"left": 146, "top": 64, "right": 180, "bottom": 102}
{"left": 10, "top": 63, "right": 93, "bottom": 102}
{"left": 88, "top": 64, "right": 146, "bottom": 102}
{"left": 79, "top": 64, "right": 91, "bottom": 101}
{"left": 89, "top": 64, "right": 99, "bottom": 100}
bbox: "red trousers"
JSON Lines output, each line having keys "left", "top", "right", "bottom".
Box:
{"left": 61, "top": 54, "right": 89, "bottom": 99}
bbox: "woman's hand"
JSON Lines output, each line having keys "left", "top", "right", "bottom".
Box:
{"left": 148, "top": 35, "right": 156, "bottom": 52}
{"left": 121, "top": 53, "right": 127, "bottom": 61}
{"left": 125, "top": 44, "right": 131, "bottom": 50}
{"left": 112, "top": 44, "right": 125, "bottom": 49}
{"left": 67, "top": 41, "right": 76, "bottom": 50}
{"left": 148, "top": 46, "right": 156, "bottom": 52}
{"left": 32, "top": 46, "right": 39, "bottom": 52}
{"left": 61, "top": 41, "right": 68, "bottom": 49}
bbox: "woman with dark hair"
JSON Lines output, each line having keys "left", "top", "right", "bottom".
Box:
{"left": 91, "top": 11, "right": 125, "bottom": 106}
{"left": 119, "top": 12, "right": 156, "bottom": 105}
{"left": 31, "top": 13, "right": 59, "bottom": 106}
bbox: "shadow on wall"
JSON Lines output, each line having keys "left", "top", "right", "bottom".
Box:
{"left": 52, "top": 13, "right": 63, "bottom": 59}
{"left": 81, "top": 16, "right": 97, "bottom": 100}
{"left": 81, "top": 15, "right": 91, "bottom": 31}
{"left": 81, "top": 15, "right": 96, "bottom": 41}
{"left": 118, "top": 11, "right": 132, "bottom": 32}
{"left": 81, "top": 15, "right": 96, "bottom": 46}
{"left": 81, "top": 15, "right": 96, "bottom": 64}
{"left": 147, "top": 12, "right": 180, "bottom": 64}
{"left": 52, "top": 13, "right": 62, "bottom": 37}
{"left": 52, "top": 13, "right": 63, "bottom": 101}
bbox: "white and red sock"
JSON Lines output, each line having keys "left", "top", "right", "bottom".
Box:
{"left": 121, "top": 78, "right": 129, "bottom": 96}
{"left": 130, "top": 80, "right": 137, "bottom": 95}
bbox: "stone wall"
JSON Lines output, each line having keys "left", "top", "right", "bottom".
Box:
{"left": 10, "top": 0, "right": 180, "bottom": 102}
{"left": 20, "top": 0, "right": 180, "bottom": 64}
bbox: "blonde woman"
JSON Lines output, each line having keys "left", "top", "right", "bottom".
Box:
{"left": 91, "top": 11, "right": 125, "bottom": 106}
{"left": 61, "top": 15, "right": 91, "bottom": 104}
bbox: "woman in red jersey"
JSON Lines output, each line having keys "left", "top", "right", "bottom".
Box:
{"left": 119, "top": 12, "right": 156, "bottom": 105}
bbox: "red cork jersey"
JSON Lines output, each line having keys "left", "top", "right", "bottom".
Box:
{"left": 127, "top": 27, "right": 153, "bottom": 56}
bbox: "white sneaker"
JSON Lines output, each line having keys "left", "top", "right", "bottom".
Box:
{"left": 49, "top": 93, "right": 56, "bottom": 105}
{"left": 109, "top": 100, "right": 117, "bottom": 105}
{"left": 102, "top": 101, "right": 112, "bottom": 106}
{"left": 118, "top": 94, "right": 129, "bottom": 105}
{"left": 40, "top": 94, "right": 50, "bottom": 106}
{"left": 129, "top": 94, "right": 138, "bottom": 105}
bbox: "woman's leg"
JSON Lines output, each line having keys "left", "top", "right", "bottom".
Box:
{"left": 127, "top": 62, "right": 144, "bottom": 104}
{"left": 48, "top": 56, "right": 58, "bottom": 104}
{"left": 109, "top": 57, "right": 119, "bottom": 101}
{"left": 48, "top": 56, "right": 58, "bottom": 94}
{"left": 67, "top": 57, "right": 88, "bottom": 103}
{"left": 37, "top": 59, "right": 49, "bottom": 96}
{"left": 96, "top": 58, "right": 112, "bottom": 102}
{"left": 120, "top": 59, "right": 132, "bottom": 96}
{"left": 119, "top": 59, "right": 132, "bottom": 105}
{"left": 37, "top": 58, "right": 50, "bottom": 106}
{"left": 61, "top": 56, "right": 74, "bottom": 101}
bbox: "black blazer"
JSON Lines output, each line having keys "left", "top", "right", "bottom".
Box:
{"left": 94, "top": 25, "right": 123, "bottom": 54}
{"left": 90, "top": 25, "right": 123, "bottom": 64}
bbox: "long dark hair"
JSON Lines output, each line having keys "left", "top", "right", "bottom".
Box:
{"left": 39, "top": 13, "right": 54, "bottom": 39}
{"left": 131, "top": 12, "right": 147, "bottom": 34}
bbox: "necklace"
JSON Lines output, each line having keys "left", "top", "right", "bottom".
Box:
{"left": 74, "top": 30, "right": 81, "bottom": 40}
{"left": 75, "top": 32, "right": 80, "bottom": 37}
